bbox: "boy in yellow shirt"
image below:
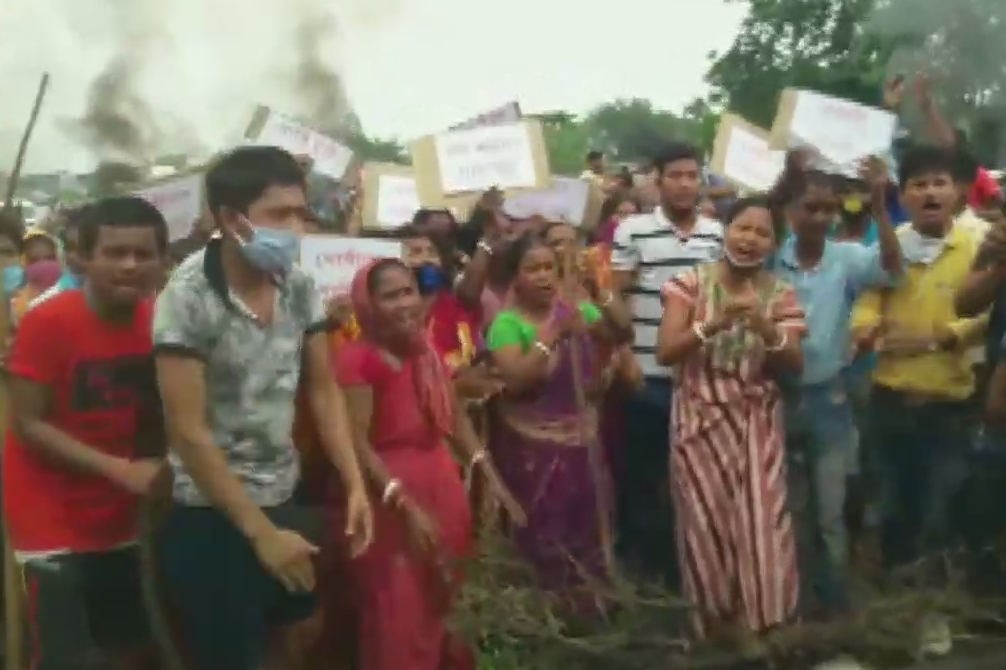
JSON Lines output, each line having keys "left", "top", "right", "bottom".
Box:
{"left": 850, "top": 145, "right": 986, "bottom": 575}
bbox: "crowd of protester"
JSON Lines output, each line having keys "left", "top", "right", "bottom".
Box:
{"left": 1, "top": 79, "right": 1006, "bottom": 670}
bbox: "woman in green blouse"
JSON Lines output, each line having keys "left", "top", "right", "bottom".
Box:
{"left": 486, "top": 231, "right": 633, "bottom": 595}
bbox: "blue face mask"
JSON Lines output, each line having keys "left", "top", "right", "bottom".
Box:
{"left": 234, "top": 223, "right": 300, "bottom": 276}
{"left": 2, "top": 266, "right": 24, "bottom": 293}
{"left": 413, "top": 263, "right": 447, "bottom": 296}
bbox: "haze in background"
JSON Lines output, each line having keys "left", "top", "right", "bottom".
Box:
{"left": 0, "top": 0, "right": 744, "bottom": 173}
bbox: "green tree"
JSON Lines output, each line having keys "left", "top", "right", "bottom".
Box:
{"left": 582, "top": 98, "right": 697, "bottom": 162}
{"left": 542, "top": 112, "right": 590, "bottom": 175}
{"left": 680, "top": 98, "right": 722, "bottom": 156}
{"left": 706, "top": 0, "right": 1006, "bottom": 163}
{"left": 869, "top": 0, "right": 1006, "bottom": 164}
{"left": 706, "top": 0, "right": 889, "bottom": 129}
{"left": 345, "top": 132, "right": 408, "bottom": 164}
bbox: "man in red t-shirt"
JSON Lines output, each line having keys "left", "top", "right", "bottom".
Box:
{"left": 3, "top": 195, "right": 169, "bottom": 670}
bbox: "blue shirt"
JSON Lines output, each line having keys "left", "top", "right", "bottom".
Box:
{"left": 775, "top": 237, "right": 892, "bottom": 386}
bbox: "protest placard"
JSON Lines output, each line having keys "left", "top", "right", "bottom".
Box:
{"left": 709, "top": 114, "right": 786, "bottom": 193}
{"left": 245, "top": 105, "right": 354, "bottom": 181}
{"left": 769, "top": 89, "right": 897, "bottom": 175}
{"left": 449, "top": 101, "right": 522, "bottom": 130}
{"left": 134, "top": 172, "right": 203, "bottom": 242}
{"left": 410, "top": 119, "right": 550, "bottom": 207}
{"left": 360, "top": 163, "right": 421, "bottom": 230}
{"left": 503, "top": 176, "right": 596, "bottom": 225}
{"left": 299, "top": 235, "right": 402, "bottom": 299}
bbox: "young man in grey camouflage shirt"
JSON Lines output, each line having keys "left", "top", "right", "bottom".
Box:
{"left": 153, "top": 146, "right": 373, "bottom": 670}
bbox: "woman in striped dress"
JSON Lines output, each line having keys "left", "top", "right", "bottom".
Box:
{"left": 655, "top": 197, "right": 806, "bottom": 642}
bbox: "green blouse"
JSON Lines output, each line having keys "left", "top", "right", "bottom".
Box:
{"left": 487, "top": 302, "right": 603, "bottom": 352}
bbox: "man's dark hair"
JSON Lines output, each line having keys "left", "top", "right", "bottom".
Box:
{"left": 652, "top": 143, "right": 701, "bottom": 176}
{"left": 897, "top": 144, "right": 955, "bottom": 190}
{"left": 586, "top": 150, "right": 603, "bottom": 162}
{"left": 411, "top": 208, "right": 456, "bottom": 228}
{"left": 79, "top": 196, "right": 168, "bottom": 257}
{"left": 204, "top": 146, "right": 306, "bottom": 220}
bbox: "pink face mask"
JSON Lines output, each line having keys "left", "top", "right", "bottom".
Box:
{"left": 24, "top": 260, "right": 63, "bottom": 290}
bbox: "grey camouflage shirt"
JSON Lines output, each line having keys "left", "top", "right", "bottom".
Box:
{"left": 152, "top": 241, "right": 327, "bottom": 506}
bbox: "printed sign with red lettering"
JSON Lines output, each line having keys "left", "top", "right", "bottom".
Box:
{"left": 299, "top": 235, "right": 402, "bottom": 299}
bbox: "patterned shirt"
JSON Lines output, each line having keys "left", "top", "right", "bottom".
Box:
{"left": 152, "top": 239, "right": 329, "bottom": 506}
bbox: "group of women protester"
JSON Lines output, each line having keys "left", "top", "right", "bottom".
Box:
{"left": 307, "top": 137, "right": 1003, "bottom": 664}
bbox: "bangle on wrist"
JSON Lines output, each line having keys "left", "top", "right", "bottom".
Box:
{"left": 476, "top": 239, "right": 493, "bottom": 255}
{"left": 381, "top": 479, "right": 403, "bottom": 506}
{"left": 533, "top": 340, "right": 552, "bottom": 356}
{"left": 765, "top": 330, "right": 788, "bottom": 352}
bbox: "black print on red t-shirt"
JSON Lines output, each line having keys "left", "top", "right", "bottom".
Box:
{"left": 69, "top": 355, "right": 159, "bottom": 412}
{"left": 69, "top": 354, "right": 166, "bottom": 458}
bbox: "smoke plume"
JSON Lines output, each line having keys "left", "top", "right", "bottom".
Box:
{"left": 73, "top": 55, "right": 161, "bottom": 164}
{"left": 291, "top": 2, "right": 358, "bottom": 137}
{"left": 1, "top": 0, "right": 401, "bottom": 173}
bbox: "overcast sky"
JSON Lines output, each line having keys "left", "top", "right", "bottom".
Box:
{"left": 0, "top": 0, "right": 745, "bottom": 173}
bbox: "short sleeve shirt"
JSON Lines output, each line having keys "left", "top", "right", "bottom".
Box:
{"left": 152, "top": 239, "right": 328, "bottom": 506}
{"left": 487, "top": 302, "right": 602, "bottom": 351}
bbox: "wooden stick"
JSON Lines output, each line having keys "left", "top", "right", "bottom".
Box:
{"left": 562, "top": 249, "right": 619, "bottom": 581}
{"left": 0, "top": 286, "right": 21, "bottom": 670}
{"left": 4, "top": 73, "right": 50, "bottom": 211}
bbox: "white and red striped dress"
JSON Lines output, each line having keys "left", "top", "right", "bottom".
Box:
{"left": 662, "top": 263, "right": 805, "bottom": 637}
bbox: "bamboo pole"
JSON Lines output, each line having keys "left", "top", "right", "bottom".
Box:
{"left": 562, "top": 249, "right": 618, "bottom": 581}
{"left": 4, "top": 73, "right": 50, "bottom": 211}
{"left": 0, "top": 286, "right": 21, "bottom": 670}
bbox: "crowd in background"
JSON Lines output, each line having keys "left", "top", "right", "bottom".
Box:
{"left": 1, "top": 76, "right": 1006, "bottom": 670}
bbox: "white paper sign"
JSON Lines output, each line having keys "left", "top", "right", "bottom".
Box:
{"left": 722, "top": 126, "right": 785, "bottom": 192}
{"left": 450, "top": 101, "right": 522, "bottom": 130}
{"left": 252, "top": 109, "right": 354, "bottom": 181}
{"left": 503, "top": 177, "right": 591, "bottom": 224}
{"left": 785, "top": 90, "right": 897, "bottom": 174}
{"left": 135, "top": 174, "right": 203, "bottom": 242}
{"left": 434, "top": 123, "right": 537, "bottom": 194}
{"left": 299, "top": 236, "right": 402, "bottom": 299}
{"left": 375, "top": 175, "right": 421, "bottom": 229}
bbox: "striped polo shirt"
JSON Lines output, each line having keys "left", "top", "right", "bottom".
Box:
{"left": 611, "top": 208, "right": 723, "bottom": 378}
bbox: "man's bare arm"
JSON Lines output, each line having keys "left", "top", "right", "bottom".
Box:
{"left": 9, "top": 376, "right": 129, "bottom": 479}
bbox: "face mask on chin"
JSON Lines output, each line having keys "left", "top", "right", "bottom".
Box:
{"left": 723, "top": 248, "right": 763, "bottom": 270}
{"left": 232, "top": 218, "right": 300, "bottom": 277}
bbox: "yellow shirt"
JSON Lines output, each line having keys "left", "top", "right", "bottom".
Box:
{"left": 850, "top": 224, "right": 988, "bottom": 400}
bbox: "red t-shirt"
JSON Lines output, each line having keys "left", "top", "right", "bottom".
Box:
{"left": 969, "top": 167, "right": 1002, "bottom": 208}
{"left": 3, "top": 291, "right": 158, "bottom": 554}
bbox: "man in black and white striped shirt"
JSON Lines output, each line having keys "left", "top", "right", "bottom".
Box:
{"left": 610, "top": 142, "right": 723, "bottom": 579}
